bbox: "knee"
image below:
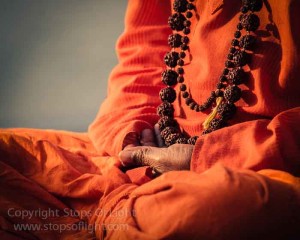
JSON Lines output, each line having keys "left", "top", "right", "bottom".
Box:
{"left": 133, "top": 164, "right": 294, "bottom": 239}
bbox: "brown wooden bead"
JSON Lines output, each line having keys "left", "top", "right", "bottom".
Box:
{"left": 158, "top": 116, "right": 178, "bottom": 131}
{"left": 161, "top": 126, "right": 180, "bottom": 140}
{"left": 187, "top": 3, "right": 195, "bottom": 10}
{"left": 240, "top": 5, "right": 249, "bottom": 14}
{"left": 237, "top": 23, "right": 243, "bottom": 30}
{"left": 217, "top": 102, "right": 237, "bottom": 119}
{"left": 201, "top": 129, "right": 212, "bottom": 135}
{"left": 162, "top": 69, "right": 178, "bottom": 86}
{"left": 232, "top": 50, "right": 248, "bottom": 67}
{"left": 177, "top": 67, "right": 184, "bottom": 74}
{"left": 224, "top": 85, "right": 242, "bottom": 103}
{"left": 215, "top": 89, "right": 223, "bottom": 97}
{"left": 230, "top": 47, "right": 237, "bottom": 54}
{"left": 157, "top": 102, "right": 174, "bottom": 117}
{"left": 177, "top": 59, "right": 185, "bottom": 66}
{"left": 216, "top": 82, "right": 224, "bottom": 89}
{"left": 239, "top": 35, "right": 256, "bottom": 50}
{"left": 197, "top": 105, "right": 205, "bottom": 112}
{"left": 164, "top": 52, "right": 180, "bottom": 68}
{"left": 168, "top": 13, "right": 186, "bottom": 31}
{"left": 231, "top": 39, "right": 239, "bottom": 47}
{"left": 183, "top": 27, "right": 191, "bottom": 35}
{"left": 186, "top": 11, "right": 193, "bottom": 18}
{"left": 240, "top": 13, "right": 260, "bottom": 32}
{"left": 177, "top": 76, "right": 184, "bottom": 83}
{"left": 225, "top": 60, "right": 234, "bottom": 68}
{"left": 228, "top": 68, "right": 246, "bottom": 85}
{"left": 176, "top": 137, "right": 188, "bottom": 144}
{"left": 223, "top": 68, "right": 229, "bottom": 75}
{"left": 189, "top": 101, "right": 196, "bottom": 110}
{"left": 187, "top": 136, "right": 199, "bottom": 145}
{"left": 173, "top": 0, "right": 188, "bottom": 13}
{"left": 165, "top": 133, "right": 181, "bottom": 146}
{"left": 180, "top": 84, "right": 187, "bottom": 91}
{"left": 209, "top": 118, "right": 225, "bottom": 130}
{"left": 234, "top": 31, "right": 242, "bottom": 38}
{"left": 182, "top": 91, "right": 189, "bottom": 98}
{"left": 242, "top": 0, "right": 263, "bottom": 12}
{"left": 184, "top": 20, "right": 191, "bottom": 27}
{"left": 179, "top": 51, "right": 186, "bottom": 58}
{"left": 180, "top": 43, "right": 189, "bottom": 51}
{"left": 160, "top": 87, "right": 177, "bottom": 103}
{"left": 168, "top": 34, "right": 182, "bottom": 48}
{"left": 182, "top": 36, "right": 190, "bottom": 44}
{"left": 227, "top": 53, "right": 233, "bottom": 60}
{"left": 185, "top": 97, "right": 192, "bottom": 105}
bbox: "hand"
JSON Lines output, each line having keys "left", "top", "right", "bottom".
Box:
{"left": 122, "top": 124, "right": 164, "bottom": 149}
{"left": 118, "top": 144, "right": 194, "bottom": 174}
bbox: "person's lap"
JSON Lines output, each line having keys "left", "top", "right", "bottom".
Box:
{"left": 0, "top": 128, "right": 129, "bottom": 239}
{"left": 0, "top": 128, "right": 299, "bottom": 239}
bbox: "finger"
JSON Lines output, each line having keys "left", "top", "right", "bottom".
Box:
{"left": 131, "top": 149, "right": 146, "bottom": 166}
{"left": 119, "top": 146, "right": 152, "bottom": 167}
{"left": 131, "top": 147, "right": 165, "bottom": 173}
{"left": 118, "top": 147, "right": 142, "bottom": 166}
{"left": 119, "top": 147, "right": 161, "bottom": 177}
{"left": 123, "top": 143, "right": 138, "bottom": 150}
{"left": 154, "top": 124, "right": 165, "bottom": 147}
{"left": 140, "top": 129, "right": 157, "bottom": 147}
{"left": 122, "top": 132, "right": 140, "bottom": 149}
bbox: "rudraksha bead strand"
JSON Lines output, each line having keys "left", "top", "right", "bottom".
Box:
{"left": 157, "top": 0, "right": 263, "bottom": 145}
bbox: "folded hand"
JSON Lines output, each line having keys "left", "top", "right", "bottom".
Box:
{"left": 119, "top": 144, "right": 194, "bottom": 174}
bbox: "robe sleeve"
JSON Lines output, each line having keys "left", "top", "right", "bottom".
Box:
{"left": 88, "top": 0, "right": 171, "bottom": 155}
{"left": 191, "top": 107, "right": 300, "bottom": 176}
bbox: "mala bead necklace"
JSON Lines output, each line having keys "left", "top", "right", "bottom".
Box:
{"left": 157, "top": 0, "right": 263, "bottom": 146}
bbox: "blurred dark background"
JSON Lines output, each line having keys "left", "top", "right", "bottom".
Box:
{"left": 0, "top": 0, "right": 127, "bottom": 131}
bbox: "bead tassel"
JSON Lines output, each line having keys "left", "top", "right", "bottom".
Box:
{"left": 202, "top": 97, "right": 223, "bottom": 130}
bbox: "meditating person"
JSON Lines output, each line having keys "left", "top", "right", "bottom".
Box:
{"left": 1, "top": 0, "right": 300, "bottom": 239}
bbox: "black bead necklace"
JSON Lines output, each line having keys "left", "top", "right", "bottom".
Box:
{"left": 157, "top": 0, "right": 263, "bottom": 146}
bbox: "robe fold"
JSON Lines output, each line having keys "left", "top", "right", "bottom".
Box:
{"left": 1, "top": 0, "right": 300, "bottom": 239}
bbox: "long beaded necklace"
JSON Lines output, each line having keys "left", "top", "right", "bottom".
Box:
{"left": 157, "top": 0, "right": 263, "bottom": 146}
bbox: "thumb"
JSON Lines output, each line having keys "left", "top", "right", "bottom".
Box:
{"left": 119, "top": 146, "right": 157, "bottom": 167}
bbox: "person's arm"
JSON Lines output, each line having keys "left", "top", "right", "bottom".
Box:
{"left": 88, "top": 0, "right": 171, "bottom": 156}
{"left": 119, "top": 107, "right": 300, "bottom": 176}
{"left": 191, "top": 107, "right": 300, "bottom": 176}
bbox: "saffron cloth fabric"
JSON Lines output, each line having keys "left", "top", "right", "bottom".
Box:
{"left": 1, "top": 0, "right": 300, "bottom": 239}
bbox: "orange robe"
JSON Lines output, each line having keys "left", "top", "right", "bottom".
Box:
{"left": 1, "top": 0, "right": 300, "bottom": 239}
